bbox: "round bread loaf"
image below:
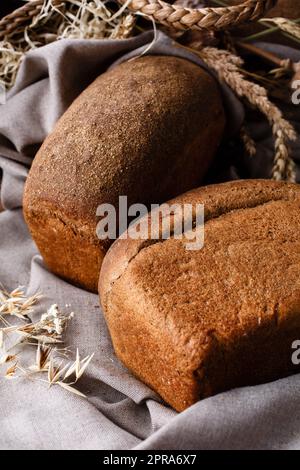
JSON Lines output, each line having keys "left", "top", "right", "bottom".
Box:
{"left": 99, "top": 180, "right": 300, "bottom": 411}
{"left": 23, "top": 55, "right": 225, "bottom": 292}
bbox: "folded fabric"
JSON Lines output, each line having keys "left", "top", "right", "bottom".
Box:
{"left": 0, "top": 31, "right": 300, "bottom": 450}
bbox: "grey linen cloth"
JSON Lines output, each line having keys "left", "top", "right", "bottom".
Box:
{"left": 1, "top": 30, "right": 300, "bottom": 450}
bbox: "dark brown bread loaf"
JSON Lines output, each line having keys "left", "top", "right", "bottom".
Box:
{"left": 23, "top": 55, "right": 225, "bottom": 292}
{"left": 99, "top": 180, "right": 300, "bottom": 411}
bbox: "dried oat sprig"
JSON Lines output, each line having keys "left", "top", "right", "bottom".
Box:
{"left": 29, "top": 343, "right": 52, "bottom": 372}
{"left": 24, "top": 346, "right": 94, "bottom": 397}
{"left": 0, "top": 285, "right": 42, "bottom": 322}
{"left": 262, "top": 18, "right": 300, "bottom": 41}
{"left": 197, "top": 46, "right": 297, "bottom": 182}
{"left": 5, "top": 362, "right": 18, "bottom": 379}
{"left": 46, "top": 349, "right": 94, "bottom": 397}
{"left": 5, "top": 345, "right": 94, "bottom": 398}
{"left": 0, "top": 286, "right": 94, "bottom": 397}
{"left": 0, "top": 352, "right": 17, "bottom": 366}
{"left": 2, "top": 304, "right": 74, "bottom": 345}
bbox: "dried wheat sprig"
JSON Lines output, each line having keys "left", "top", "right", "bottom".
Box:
{"left": 240, "top": 126, "right": 257, "bottom": 157}
{"left": 262, "top": 18, "right": 300, "bottom": 41}
{"left": 196, "top": 46, "right": 297, "bottom": 182}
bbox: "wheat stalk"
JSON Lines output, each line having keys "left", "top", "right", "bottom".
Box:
{"left": 262, "top": 17, "right": 300, "bottom": 41}
{"left": 240, "top": 125, "right": 257, "bottom": 157}
{"left": 195, "top": 46, "right": 297, "bottom": 182}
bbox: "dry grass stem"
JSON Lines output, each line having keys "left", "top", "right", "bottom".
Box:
{"left": 0, "top": 0, "right": 136, "bottom": 90}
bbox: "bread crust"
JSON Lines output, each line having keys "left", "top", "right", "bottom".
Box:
{"left": 99, "top": 180, "right": 300, "bottom": 411}
{"left": 23, "top": 55, "right": 225, "bottom": 292}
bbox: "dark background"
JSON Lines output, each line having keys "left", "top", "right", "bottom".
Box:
{"left": 0, "top": 1, "right": 24, "bottom": 19}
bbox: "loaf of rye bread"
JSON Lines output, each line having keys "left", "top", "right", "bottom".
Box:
{"left": 23, "top": 56, "right": 225, "bottom": 293}
{"left": 99, "top": 180, "right": 300, "bottom": 411}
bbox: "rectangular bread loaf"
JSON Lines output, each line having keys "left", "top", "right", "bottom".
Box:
{"left": 99, "top": 180, "right": 300, "bottom": 411}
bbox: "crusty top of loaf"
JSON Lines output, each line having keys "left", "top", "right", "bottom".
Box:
{"left": 99, "top": 179, "right": 300, "bottom": 368}
{"left": 23, "top": 55, "right": 224, "bottom": 224}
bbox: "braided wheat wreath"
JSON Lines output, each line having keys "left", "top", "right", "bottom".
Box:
{"left": 118, "top": 0, "right": 277, "bottom": 31}
{"left": 0, "top": 0, "right": 277, "bottom": 37}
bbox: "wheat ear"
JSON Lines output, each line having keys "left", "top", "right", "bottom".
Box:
{"left": 197, "top": 46, "right": 297, "bottom": 182}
